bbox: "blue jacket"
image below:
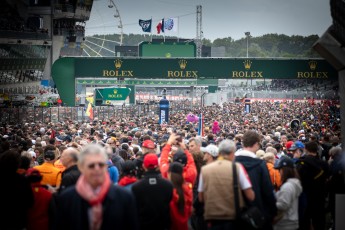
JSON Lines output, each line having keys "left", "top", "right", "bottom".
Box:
{"left": 107, "top": 161, "right": 119, "bottom": 183}
{"left": 235, "top": 154, "right": 277, "bottom": 227}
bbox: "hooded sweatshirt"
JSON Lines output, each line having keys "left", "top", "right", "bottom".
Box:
{"left": 235, "top": 150, "right": 277, "bottom": 223}
{"left": 274, "top": 178, "right": 302, "bottom": 230}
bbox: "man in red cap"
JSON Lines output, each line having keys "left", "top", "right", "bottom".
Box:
{"left": 133, "top": 139, "right": 157, "bottom": 179}
{"left": 132, "top": 153, "right": 173, "bottom": 230}
{"left": 141, "top": 139, "right": 156, "bottom": 154}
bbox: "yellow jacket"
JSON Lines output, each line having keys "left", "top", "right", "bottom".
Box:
{"left": 34, "top": 162, "right": 62, "bottom": 187}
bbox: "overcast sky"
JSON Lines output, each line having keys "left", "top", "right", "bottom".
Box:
{"left": 85, "top": 0, "right": 332, "bottom": 41}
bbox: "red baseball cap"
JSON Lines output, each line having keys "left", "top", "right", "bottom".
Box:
{"left": 143, "top": 153, "right": 158, "bottom": 169}
{"left": 286, "top": 141, "right": 294, "bottom": 150}
{"left": 142, "top": 140, "right": 155, "bottom": 149}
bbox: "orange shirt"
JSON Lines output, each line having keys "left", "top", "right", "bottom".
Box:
{"left": 54, "top": 159, "right": 66, "bottom": 172}
{"left": 266, "top": 162, "right": 282, "bottom": 191}
{"left": 34, "top": 162, "right": 62, "bottom": 187}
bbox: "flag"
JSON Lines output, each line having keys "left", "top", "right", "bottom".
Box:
{"left": 198, "top": 113, "right": 204, "bottom": 136}
{"left": 163, "top": 18, "right": 178, "bottom": 33}
{"left": 85, "top": 103, "right": 94, "bottom": 120}
{"left": 156, "top": 18, "right": 164, "bottom": 34}
{"left": 139, "top": 19, "right": 152, "bottom": 33}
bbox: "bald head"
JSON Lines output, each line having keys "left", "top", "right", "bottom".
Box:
{"left": 61, "top": 147, "right": 80, "bottom": 168}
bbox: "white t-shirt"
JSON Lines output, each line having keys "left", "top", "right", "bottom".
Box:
{"left": 198, "top": 163, "right": 252, "bottom": 192}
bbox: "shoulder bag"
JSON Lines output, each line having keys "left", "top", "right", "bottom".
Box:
{"left": 232, "top": 162, "right": 265, "bottom": 229}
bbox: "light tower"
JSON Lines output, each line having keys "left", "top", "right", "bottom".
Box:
{"left": 196, "top": 5, "right": 203, "bottom": 57}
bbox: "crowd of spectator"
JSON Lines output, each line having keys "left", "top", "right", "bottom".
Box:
{"left": 0, "top": 100, "right": 343, "bottom": 230}
{"left": 252, "top": 79, "right": 337, "bottom": 92}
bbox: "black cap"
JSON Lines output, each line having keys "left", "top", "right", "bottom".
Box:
{"left": 275, "top": 157, "right": 294, "bottom": 169}
{"left": 173, "top": 150, "right": 187, "bottom": 166}
{"left": 169, "top": 162, "right": 183, "bottom": 174}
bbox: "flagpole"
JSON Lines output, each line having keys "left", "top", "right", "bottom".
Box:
{"left": 177, "top": 16, "right": 180, "bottom": 42}
{"left": 163, "top": 18, "right": 165, "bottom": 42}
{"left": 150, "top": 17, "right": 153, "bottom": 42}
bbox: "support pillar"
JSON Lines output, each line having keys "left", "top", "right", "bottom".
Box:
{"left": 339, "top": 70, "right": 345, "bottom": 148}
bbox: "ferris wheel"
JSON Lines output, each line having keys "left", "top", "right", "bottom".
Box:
{"left": 83, "top": 0, "right": 123, "bottom": 57}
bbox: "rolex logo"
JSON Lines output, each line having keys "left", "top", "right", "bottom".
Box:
{"left": 114, "top": 59, "right": 123, "bottom": 69}
{"left": 243, "top": 60, "right": 252, "bottom": 70}
{"left": 179, "top": 59, "right": 187, "bottom": 70}
{"left": 113, "top": 89, "right": 118, "bottom": 94}
{"left": 309, "top": 61, "right": 317, "bottom": 71}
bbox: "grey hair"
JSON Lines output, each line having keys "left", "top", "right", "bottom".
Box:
{"left": 218, "top": 140, "right": 236, "bottom": 155}
{"left": 189, "top": 137, "right": 202, "bottom": 146}
{"left": 265, "top": 146, "right": 277, "bottom": 155}
{"left": 329, "top": 146, "right": 342, "bottom": 157}
{"left": 64, "top": 147, "right": 79, "bottom": 163}
{"left": 79, "top": 144, "right": 108, "bottom": 165}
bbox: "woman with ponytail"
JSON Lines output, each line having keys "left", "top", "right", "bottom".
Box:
{"left": 168, "top": 162, "right": 193, "bottom": 230}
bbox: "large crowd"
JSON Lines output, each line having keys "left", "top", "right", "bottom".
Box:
{"left": 0, "top": 100, "right": 344, "bottom": 230}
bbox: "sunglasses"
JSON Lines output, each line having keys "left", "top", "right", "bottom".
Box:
{"left": 87, "top": 162, "right": 106, "bottom": 169}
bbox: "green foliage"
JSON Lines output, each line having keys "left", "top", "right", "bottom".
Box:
{"left": 85, "top": 33, "right": 320, "bottom": 58}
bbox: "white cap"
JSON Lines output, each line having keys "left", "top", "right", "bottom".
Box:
{"left": 40, "top": 128, "right": 45, "bottom": 134}
{"left": 201, "top": 144, "right": 219, "bottom": 157}
{"left": 28, "top": 151, "right": 36, "bottom": 158}
{"left": 41, "top": 141, "right": 47, "bottom": 147}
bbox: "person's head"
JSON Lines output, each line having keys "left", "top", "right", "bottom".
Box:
{"left": 256, "top": 149, "right": 266, "bottom": 159}
{"left": 188, "top": 137, "right": 201, "bottom": 154}
{"left": 133, "top": 146, "right": 139, "bottom": 155}
{"left": 288, "top": 141, "right": 305, "bottom": 158}
{"left": 119, "top": 149, "right": 129, "bottom": 161}
{"left": 78, "top": 144, "right": 108, "bottom": 189}
{"left": 34, "top": 147, "right": 44, "bottom": 157}
{"left": 201, "top": 144, "right": 219, "bottom": 164}
{"left": 265, "top": 146, "right": 277, "bottom": 156}
{"left": 305, "top": 141, "right": 318, "bottom": 156}
{"left": 122, "top": 143, "right": 129, "bottom": 151}
{"left": 263, "top": 152, "right": 275, "bottom": 164}
{"left": 275, "top": 157, "right": 299, "bottom": 183}
{"left": 285, "top": 141, "right": 294, "bottom": 151}
{"left": 0, "top": 150, "right": 21, "bottom": 174}
{"left": 281, "top": 135, "right": 287, "bottom": 144}
{"left": 26, "top": 168, "right": 43, "bottom": 184}
{"left": 274, "top": 143, "right": 282, "bottom": 152}
{"left": 60, "top": 147, "right": 79, "bottom": 168}
{"left": 242, "top": 131, "right": 261, "bottom": 153}
{"left": 331, "top": 136, "right": 340, "bottom": 147}
{"left": 44, "top": 145, "right": 57, "bottom": 162}
{"left": 329, "top": 146, "right": 342, "bottom": 159}
{"left": 143, "top": 153, "right": 159, "bottom": 171}
{"left": 218, "top": 139, "right": 236, "bottom": 161}
{"left": 168, "top": 162, "right": 185, "bottom": 214}
{"left": 19, "top": 155, "right": 31, "bottom": 170}
{"left": 173, "top": 149, "right": 187, "bottom": 166}
{"left": 121, "top": 160, "right": 137, "bottom": 178}
{"left": 141, "top": 140, "right": 156, "bottom": 154}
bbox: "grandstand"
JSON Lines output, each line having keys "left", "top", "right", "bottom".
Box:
{"left": 0, "top": 0, "right": 93, "bottom": 97}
